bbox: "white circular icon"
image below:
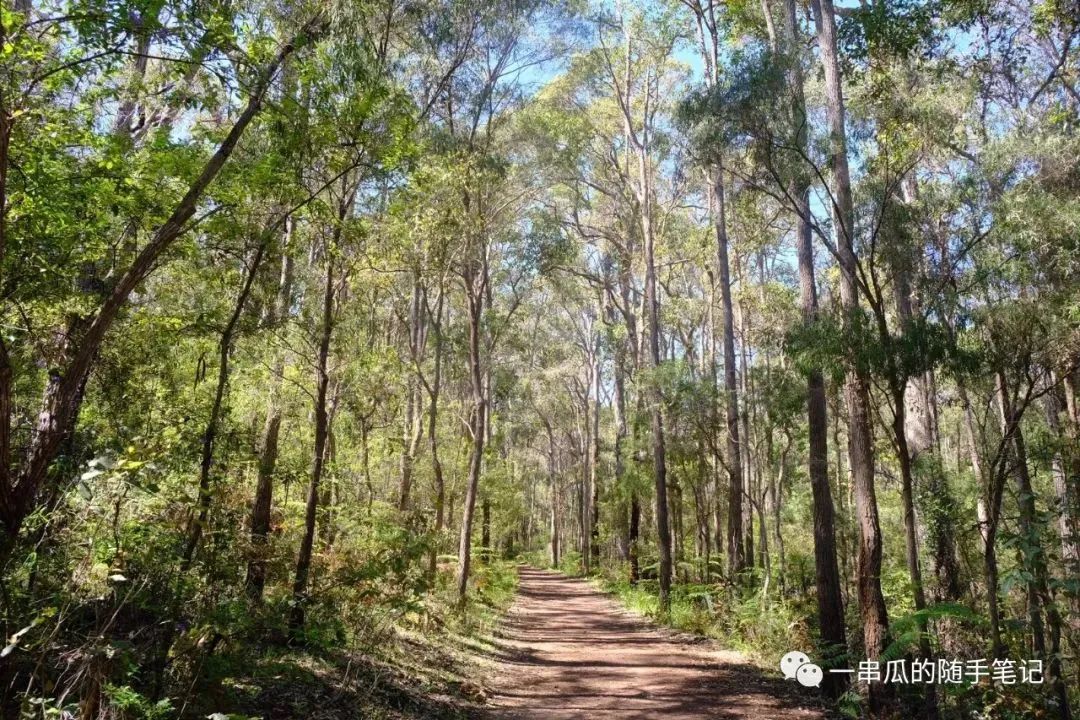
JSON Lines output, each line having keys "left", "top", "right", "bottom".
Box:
{"left": 780, "top": 650, "right": 811, "bottom": 680}
{"left": 796, "top": 662, "right": 823, "bottom": 688}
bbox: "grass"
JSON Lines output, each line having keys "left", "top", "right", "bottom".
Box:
{"left": 587, "top": 566, "right": 818, "bottom": 670}
{"left": 177, "top": 559, "right": 519, "bottom": 720}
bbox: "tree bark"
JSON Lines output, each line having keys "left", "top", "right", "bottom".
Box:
{"left": 998, "top": 372, "right": 1071, "bottom": 720}
{"left": 426, "top": 286, "right": 447, "bottom": 579}
{"left": 1045, "top": 380, "right": 1080, "bottom": 668}
{"left": 590, "top": 337, "right": 601, "bottom": 569}
{"left": 642, "top": 163, "right": 672, "bottom": 610}
{"left": 792, "top": 127, "right": 847, "bottom": 695}
{"left": 0, "top": 23, "right": 319, "bottom": 561}
{"left": 181, "top": 238, "right": 270, "bottom": 570}
{"left": 810, "top": 1, "right": 891, "bottom": 709}
{"left": 247, "top": 228, "right": 295, "bottom": 602}
{"left": 545, "top": 419, "right": 560, "bottom": 567}
{"left": 710, "top": 167, "right": 745, "bottom": 578}
{"left": 289, "top": 195, "right": 342, "bottom": 631}
{"left": 455, "top": 278, "right": 487, "bottom": 604}
{"left": 399, "top": 277, "right": 426, "bottom": 511}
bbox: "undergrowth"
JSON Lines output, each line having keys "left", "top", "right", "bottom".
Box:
{"left": 592, "top": 566, "right": 815, "bottom": 668}
{"left": 179, "top": 559, "right": 519, "bottom": 720}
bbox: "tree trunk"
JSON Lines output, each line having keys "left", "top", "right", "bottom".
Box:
{"left": 629, "top": 494, "right": 641, "bottom": 584}
{"left": 182, "top": 239, "right": 270, "bottom": 570}
{"left": 455, "top": 284, "right": 486, "bottom": 605}
{"left": 787, "top": 41, "right": 847, "bottom": 680}
{"left": 891, "top": 383, "right": 939, "bottom": 718}
{"left": 481, "top": 496, "right": 491, "bottom": 559}
{"left": 611, "top": 295, "right": 630, "bottom": 565}
{"left": 1046, "top": 386, "right": 1080, "bottom": 576}
{"left": 590, "top": 340, "right": 601, "bottom": 569}
{"left": 1045, "top": 381, "right": 1080, "bottom": 670}
{"left": 580, "top": 368, "right": 592, "bottom": 573}
{"left": 967, "top": 375, "right": 1007, "bottom": 659}
{"left": 711, "top": 167, "right": 745, "bottom": 578}
{"left": 642, "top": 169, "right": 672, "bottom": 610}
{"left": 810, "top": 1, "right": 891, "bottom": 709}
{"left": 426, "top": 287, "right": 447, "bottom": 579}
{"left": 999, "top": 372, "right": 1071, "bottom": 720}
{"left": 289, "top": 203, "right": 340, "bottom": 632}
{"left": 399, "top": 277, "right": 426, "bottom": 511}
{"left": 547, "top": 421, "right": 560, "bottom": 567}
{"left": 247, "top": 230, "right": 295, "bottom": 602}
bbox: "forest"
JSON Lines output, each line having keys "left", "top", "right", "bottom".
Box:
{"left": 1, "top": 0, "right": 1078, "bottom": 717}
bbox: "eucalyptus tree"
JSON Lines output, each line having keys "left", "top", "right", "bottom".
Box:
{"left": 807, "top": 4, "right": 893, "bottom": 710}
{"left": 283, "top": 1, "right": 425, "bottom": 627}
{"left": 0, "top": 1, "right": 328, "bottom": 571}
{"left": 424, "top": 0, "right": 573, "bottom": 605}
{"left": 764, "top": 0, "right": 847, "bottom": 688}
{"left": 593, "top": 4, "right": 689, "bottom": 608}
{"left": 677, "top": 0, "right": 748, "bottom": 578}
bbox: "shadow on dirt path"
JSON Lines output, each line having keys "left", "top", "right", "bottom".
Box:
{"left": 485, "top": 566, "right": 827, "bottom": 719}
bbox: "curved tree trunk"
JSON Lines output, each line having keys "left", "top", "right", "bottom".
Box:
{"left": 0, "top": 26, "right": 315, "bottom": 563}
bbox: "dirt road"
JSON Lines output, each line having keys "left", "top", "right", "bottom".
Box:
{"left": 486, "top": 567, "right": 825, "bottom": 719}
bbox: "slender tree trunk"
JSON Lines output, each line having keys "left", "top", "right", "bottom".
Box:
{"left": 456, "top": 285, "right": 486, "bottom": 605}
{"left": 706, "top": 288, "right": 725, "bottom": 577}
{"left": 891, "top": 382, "right": 939, "bottom": 718}
{"left": 1046, "top": 386, "right": 1080, "bottom": 580}
{"left": 628, "top": 371, "right": 647, "bottom": 586}
{"left": 610, "top": 295, "right": 631, "bottom": 567}
{"left": 590, "top": 340, "right": 601, "bottom": 569}
{"left": 788, "top": 62, "right": 847, "bottom": 684}
{"left": 642, "top": 172, "right": 672, "bottom": 610}
{"left": 426, "top": 288, "right": 446, "bottom": 579}
{"left": 771, "top": 438, "right": 787, "bottom": 594}
{"left": 996, "top": 371, "right": 1046, "bottom": 654}
{"left": 182, "top": 239, "right": 270, "bottom": 569}
{"left": 629, "top": 494, "right": 641, "bottom": 584}
{"left": 810, "top": 2, "right": 891, "bottom": 709}
{"left": 695, "top": 446, "right": 712, "bottom": 582}
{"left": 289, "top": 206, "right": 340, "bottom": 632}
{"left": 968, "top": 376, "right": 1007, "bottom": 660}
{"left": 580, "top": 368, "right": 592, "bottom": 573}
{"left": 999, "top": 372, "right": 1071, "bottom": 720}
{"left": 1045, "top": 381, "right": 1080, "bottom": 675}
{"left": 546, "top": 420, "right": 560, "bottom": 567}
{"left": 739, "top": 287, "right": 754, "bottom": 570}
{"left": 0, "top": 26, "right": 315, "bottom": 560}
{"left": 399, "top": 278, "right": 426, "bottom": 511}
{"left": 711, "top": 167, "right": 745, "bottom": 578}
{"left": 481, "top": 497, "right": 491, "bottom": 559}
{"left": 319, "top": 381, "right": 342, "bottom": 548}
{"left": 247, "top": 229, "right": 295, "bottom": 602}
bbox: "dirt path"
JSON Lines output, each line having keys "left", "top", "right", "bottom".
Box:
{"left": 486, "top": 567, "right": 826, "bottom": 719}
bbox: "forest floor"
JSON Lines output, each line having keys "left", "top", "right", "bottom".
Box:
{"left": 484, "top": 566, "right": 828, "bottom": 720}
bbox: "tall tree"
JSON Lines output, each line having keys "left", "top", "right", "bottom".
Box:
{"left": 808, "top": 0, "right": 891, "bottom": 709}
